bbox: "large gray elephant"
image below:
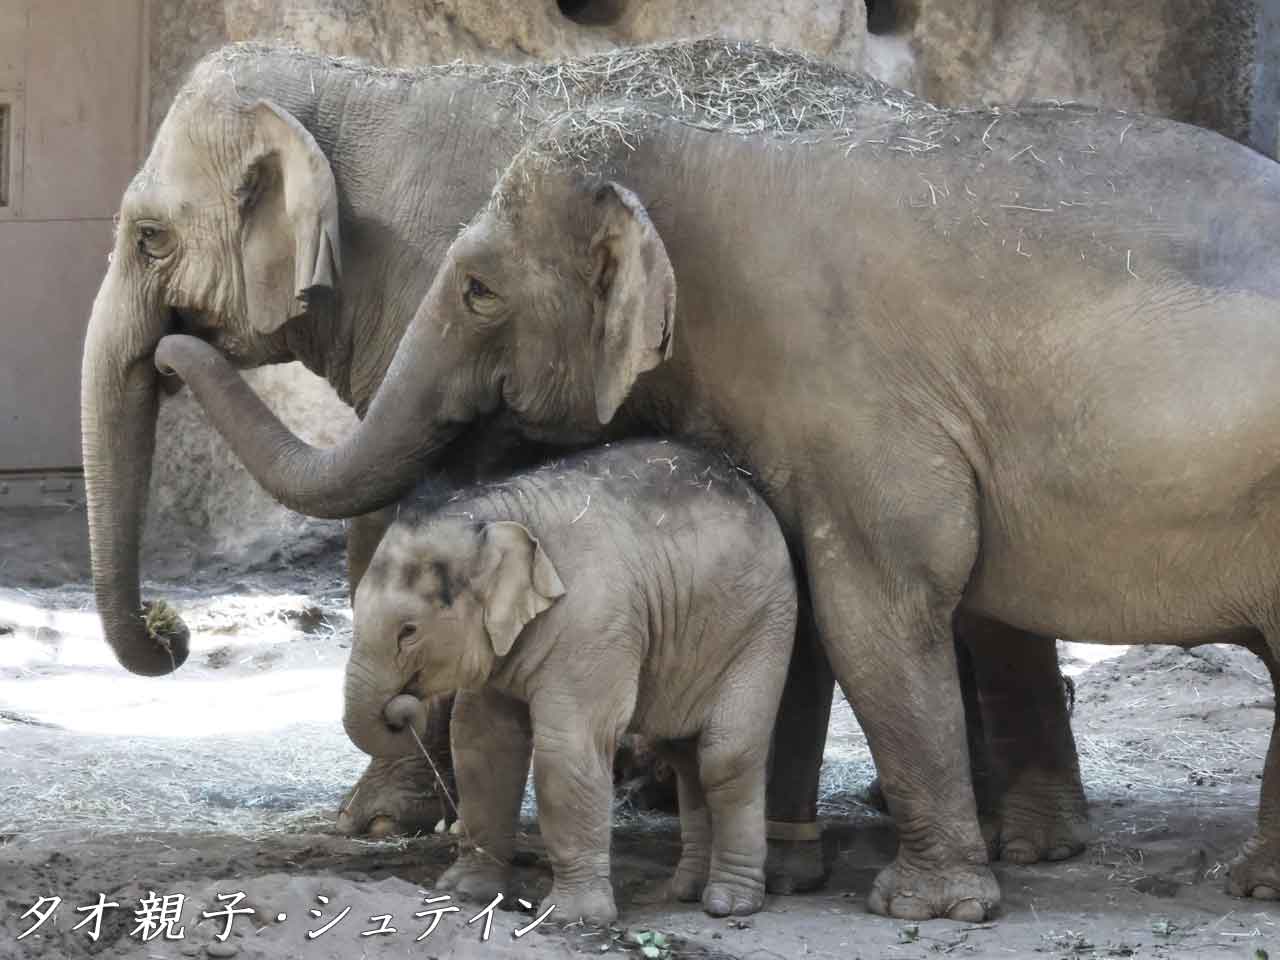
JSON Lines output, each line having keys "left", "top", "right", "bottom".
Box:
{"left": 157, "top": 49, "right": 1280, "bottom": 919}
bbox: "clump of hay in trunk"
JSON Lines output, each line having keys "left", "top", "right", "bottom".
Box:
{"left": 142, "top": 598, "right": 189, "bottom": 664}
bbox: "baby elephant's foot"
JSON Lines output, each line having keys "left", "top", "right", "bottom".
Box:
{"left": 868, "top": 858, "right": 1000, "bottom": 922}
{"left": 764, "top": 822, "right": 828, "bottom": 894}
{"left": 670, "top": 853, "right": 710, "bottom": 902}
{"left": 547, "top": 882, "right": 617, "bottom": 926}
{"left": 336, "top": 754, "right": 452, "bottom": 837}
{"left": 1226, "top": 836, "right": 1280, "bottom": 900}
{"left": 702, "top": 878, "right": 765, "bottom": 918}
{"left": 438, "top": 854, "right": 512, "bottom": 902}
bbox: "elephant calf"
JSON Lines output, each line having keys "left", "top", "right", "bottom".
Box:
{"left": 342, "top": 440, "right": 798, "bottom": 923}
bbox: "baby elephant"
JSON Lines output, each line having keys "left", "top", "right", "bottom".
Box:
{"left": 343, "top": 440, "right": 797, "bottom": 923}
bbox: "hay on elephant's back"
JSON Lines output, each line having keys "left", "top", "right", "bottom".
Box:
{"left": 205, "top": 36, "right": 949, "bottom": 147}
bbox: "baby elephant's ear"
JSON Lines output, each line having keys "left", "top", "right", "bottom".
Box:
{"left": 478, "top": 521, "right": 566, "bottom": 657}
{"left": 589, "top": 182, "right": 676, "bottom": 425}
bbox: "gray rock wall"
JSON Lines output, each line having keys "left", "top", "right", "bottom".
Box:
{"left": 865, "top": 0, "right": 1266, "bottom": 153}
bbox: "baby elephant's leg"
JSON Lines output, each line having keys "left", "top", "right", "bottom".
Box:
{"left": 531, "top": 713, "right": 620, "bottom": 925}
{"left": 438, "top": 689, "right": 532, "bottom": 901}
{"left": 698, "top": 640, "right": 789, "bottom": 918}
{"left": 657, "top": 740, "right": 712, "bottom": 901}
{"left": 697, "top": 723, "right": 769, "bottom": 917}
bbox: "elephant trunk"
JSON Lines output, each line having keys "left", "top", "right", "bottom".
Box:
{"left": 80, "top": 262, "right": 190, "bottom": 675}
{"left": 155, "top": 333, "right": 463, "bottom": 519}
{"left": 343, "top": 658, "right": 422, "bottom": 758}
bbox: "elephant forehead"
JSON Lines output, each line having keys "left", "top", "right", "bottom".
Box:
{"left": 373, "top": 523, "right": 469, "bottom": 591}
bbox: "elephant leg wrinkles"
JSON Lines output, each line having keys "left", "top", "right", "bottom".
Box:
{"left": 803, "top": 460, "right": 998, "bottom": 922}
{"left": 438, "top": 689, "right": 532, "bottom": 901}
{"left": 960, "top": 615, "right": 1089, "bottom": 865}
{"left": 659, "top": 741, "right": 712, "bottom": 902}
{"left": 531, "top": 714, "right": 621, "bottom": 925}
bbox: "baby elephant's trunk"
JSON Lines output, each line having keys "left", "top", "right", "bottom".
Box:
{"left": 383, "top": 694, "right": 428, "bottom": 737}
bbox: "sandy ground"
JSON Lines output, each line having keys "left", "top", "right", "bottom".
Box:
{"left": 2, "top": 509, "right": 1280, "bottom": 958}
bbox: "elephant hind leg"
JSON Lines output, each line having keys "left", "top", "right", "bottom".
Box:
{"left": 1226, "top": 633, "right": 1280, "bottom": 900}
{"left": 960, "top": 614, "right": 1089, "bottom": 865}
{"left": 656, "top": 740, "right": 712, "bottom": 902}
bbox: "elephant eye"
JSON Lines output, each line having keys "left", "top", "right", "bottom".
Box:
{"left": 135, "top": 220, "right": 173, "bottom": 260}
{"left": 463, "top": 275, "right": 502, "bottom": 317}
{"left": 397, "top": 623, "right": 419, "bottom": 649}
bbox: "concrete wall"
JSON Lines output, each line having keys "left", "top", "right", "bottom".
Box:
{"left": 0, "top": 0, "right": 147, "bottom": 474}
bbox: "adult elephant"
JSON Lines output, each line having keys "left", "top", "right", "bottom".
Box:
{"left": 82, "top": 38, "right": 934, "bottom": 888}
{"left": 156, "top": 50, "right": 1280, "bottom": 919}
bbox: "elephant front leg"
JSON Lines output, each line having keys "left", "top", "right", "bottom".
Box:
{"left": 1226, "top": 637, "right": 1280, "bottom": 900}
{"left": 804, "top": 493, "right": 998, "bottom": 921}
{"left": 764, "top": 587, "right": 834, "bottom": 894}
{"left": 960, "top": 614, "right": 1089, "bottom": 864}
{"left": 438, "top": 689, "right": 532, "bottom": 901}
{"left": 336, "top": 692, "right": 456, "bottom": 837}
{"left": 531, "top": 719, "right": 619, "bottom": 925}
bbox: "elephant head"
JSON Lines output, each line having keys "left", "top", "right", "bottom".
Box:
{"left": 344, "top": 518, "right": 564, "bottom": 758}
{"left": 155, "top": 167, "right": 674, "bottom": 521}
{"left": 82, "top": 76, "right": 341, "bottom": 675}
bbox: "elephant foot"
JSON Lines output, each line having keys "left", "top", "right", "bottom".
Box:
{"left": 670, "top": 853, "right": 710, "bottom": 902}
{"left": 336, "top": 754, "right": 454, "bottom": 838}
{"left": 438, "top": 853, "right": 513, "bottom": 902}
{"left": 1226, "top": 836, "right": 1280, "bottom": 900}
{"left": 763, "top": 821, "right": 828, "bottom": 894}
{"left": 987, "top": 774, "right": 1090, "bottom": 865}
{"left": 547, "top": 882, "right": 617, "bottom": 926}
{"left": 867, "top": 858, "right": 1000, "bottom": 921}
{"left": 702, "top": 877, "right": 765, "bottom": 918}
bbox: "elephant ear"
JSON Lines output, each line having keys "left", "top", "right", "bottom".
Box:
{"left": 588, "top": 182, "right": 676, "bottom": 425}
{"left": 476, "top": 521, "right": 566, "bottom": 657}
{"left": 238, "top": 100, "right": 342, "bottom": 335}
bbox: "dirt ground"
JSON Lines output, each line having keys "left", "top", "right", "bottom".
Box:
{"left": 2, "top": 508, "right": 1279, "bottom": 958}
